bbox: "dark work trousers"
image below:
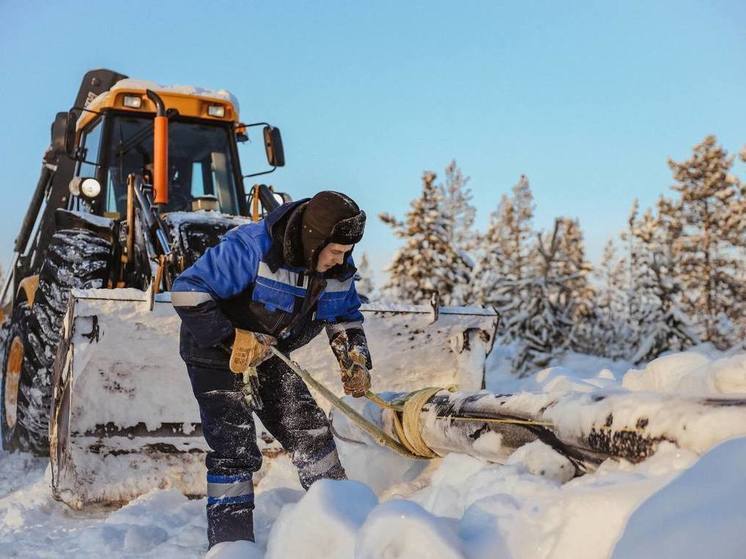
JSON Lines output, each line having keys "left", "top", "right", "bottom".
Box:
{"left": 185, "top": 354, "right": 346, "bottom": 548}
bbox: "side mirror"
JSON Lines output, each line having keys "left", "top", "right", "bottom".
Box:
{"left": 263, "top": 126, "right": 285, "bottom": 167}
{"left": 51, "top": 112, "right": 74, "bottom": 156}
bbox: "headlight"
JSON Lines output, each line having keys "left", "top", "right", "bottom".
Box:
{"left": 123, "top": 95, "right": 143, "bottom": 109}
{"left": 70, "top": 177, "right": 102, "bottom": 198}
{"left": 208, "top": 104, "right": 225, "bottom": 118}
{"left": 81, "top": 178, "right": 102, "bottom": 198}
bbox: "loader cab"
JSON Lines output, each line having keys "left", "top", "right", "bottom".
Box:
{"left": 73, "top": 112, "right": 246, "bottom": 218}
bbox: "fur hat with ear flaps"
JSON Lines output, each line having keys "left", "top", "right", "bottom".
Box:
{"left": 300, "top": 191, "right": 366, "bottom": 270}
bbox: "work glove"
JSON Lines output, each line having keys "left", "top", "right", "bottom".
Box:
{"left": 228, "top": 329, "right": 277, "bottom": 410}
{"left": 229, "top": 329, "right": 276, "bottom": 373}
{"left": 340, "top": 348, "right": 371, "bottom": 398}
{"left": 329, "top": 329, "right": 372, "bottom": 398}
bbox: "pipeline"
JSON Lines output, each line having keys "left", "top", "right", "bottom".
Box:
{"left": 270, "top": 348, "right": 746, "bottom": 475}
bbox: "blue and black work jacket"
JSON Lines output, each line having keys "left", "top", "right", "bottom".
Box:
{"left": 172, "top": 200, "right": 368, "bottom": 370}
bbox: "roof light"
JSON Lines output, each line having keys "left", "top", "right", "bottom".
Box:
{"left": 123, "top": 95, "right": 142, "bottom": 109}
{"left": 208, "top": 104, "right": 225, "bottom": 118}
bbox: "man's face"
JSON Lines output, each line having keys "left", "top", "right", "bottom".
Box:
{"left": 316, "top": 243, "right": 353, "bottom": 273}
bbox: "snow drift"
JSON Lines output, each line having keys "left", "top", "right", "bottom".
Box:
{"left": 1, "top": 348, "right": 745, "bottom": 558}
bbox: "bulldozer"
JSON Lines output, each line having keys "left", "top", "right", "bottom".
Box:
{"left": 0, "top": 69, "right": 498, "bottom": 509}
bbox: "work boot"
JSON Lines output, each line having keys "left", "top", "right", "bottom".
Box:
{"left": 206, "top": 472, "right": 255, "bottom": 548}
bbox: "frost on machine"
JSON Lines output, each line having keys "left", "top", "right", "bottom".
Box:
{"left": 0, "top": 68, "right": 498, "bottom": 509}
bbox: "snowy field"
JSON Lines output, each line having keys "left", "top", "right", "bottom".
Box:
{"left": 1, "top": 347, "right": 745, "bottom": 558}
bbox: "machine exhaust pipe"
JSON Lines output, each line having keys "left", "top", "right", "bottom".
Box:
{"left": 145, "top": 89, "right": 168, "bottom": 206}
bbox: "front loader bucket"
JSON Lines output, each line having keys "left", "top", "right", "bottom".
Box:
{"left": 292, "top": 303, "right": 498, "bottom": 402}
{"left": 49, "top": 289, "right": 208, "bottom": 509}
{"left": 49, "top": 288, "right": 497, "bottom": 508}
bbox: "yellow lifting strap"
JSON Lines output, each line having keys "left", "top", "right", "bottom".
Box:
{"left": 269, "top": 347, "right": 424, "bottom": 459}
{"left": 269, "top": 347, "right": 555, "bottom": 460}
{"left": 366, "top": 387, "right": 447, "bottom": 458}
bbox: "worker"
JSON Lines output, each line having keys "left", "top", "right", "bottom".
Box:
{"left": 171, "top": 191, "right": 372, "bottom": 549}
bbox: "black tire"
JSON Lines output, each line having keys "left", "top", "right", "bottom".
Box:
{"left": 12, "top": 228, "right": 112, "bottom": 455}
{"left": 1, "top": 301, "right": 34, "bottom": 450}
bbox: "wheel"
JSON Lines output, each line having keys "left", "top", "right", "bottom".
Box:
{"left": 7, "top": 228, "right": 112, "bottom": 455}
{"left": 1, "top": 301, "right": 34, "bottom": 450}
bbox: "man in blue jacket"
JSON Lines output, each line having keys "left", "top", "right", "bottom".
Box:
{"left": 171, "top": 191, "right": 372, "bottom": 548}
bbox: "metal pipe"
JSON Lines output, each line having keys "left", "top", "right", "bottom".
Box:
{"left": 350, "top": 390, "right": 746, "bottom": 472}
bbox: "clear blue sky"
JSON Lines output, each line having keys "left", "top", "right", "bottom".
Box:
{"left": 1, "top": 0, "right": 745, "bottom": 282}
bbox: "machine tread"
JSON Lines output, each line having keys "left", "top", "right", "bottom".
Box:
{"left": 15, "top": 228, "right": 112, "bottom": 454}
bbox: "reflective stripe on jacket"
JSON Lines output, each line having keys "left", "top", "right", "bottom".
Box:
{"left": 171, "top": 201, "right": 364, "bottom": 351}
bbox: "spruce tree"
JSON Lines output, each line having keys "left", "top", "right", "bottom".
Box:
{"left": 667, "top": 135, "right": 746, "bottom": 348}
{"left": 438, "top": 161, "right": 476, "bottom": 305}
{"left": 470, "top": 175, "right": 534, "bottom": 317}
{"left": 550, "top": 217, "right": 596, "bottom": 354}
{"left": 629, "top": 204, "right": 699, "bottom": 363}
{"left": 621, "top": 199, "right": 646, "bottom": 357}
{"left": 355, "top": 252, "right": 375, "bottom": 302}
{"left": 507, "top": 218, "right": 588, "bottom": 375}
{"left": 592, "top": 239, "right": 629, "bottom": 359}
{"left": 380, "top": 171, "right": 470, "bottom": 305}
{"left": 440, "top": 160, "right": 476, "bottom": 254}
{"left": 469, "top": 194, "right": 512, "bottom": 309}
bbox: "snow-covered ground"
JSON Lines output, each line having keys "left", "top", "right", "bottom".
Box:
{"left": 1, "top": 347, "right": 745, "bottom": 558}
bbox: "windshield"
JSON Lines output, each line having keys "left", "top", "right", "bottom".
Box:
{"left": 104, "top": 115, "right": 241, "bottom": 216}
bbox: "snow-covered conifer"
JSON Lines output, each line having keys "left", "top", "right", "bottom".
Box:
{"left": 380, "top": 170, "right": 470, "bottom": 305}
{"left": 629, "top": 203, "right": 699, "bottom": 363}
{"left": 438, "top": 161, "right": 475, "bottom": 305}
{"left": 355, "top": 252, "right": 376, "bottom": 302}
{"left": 506, "top": 218, "right": 591, "bottom": 375}
{"left": 470, "top": 175, "right": 534, "bottom": 315}
{"left": 440, "top": 160, "right": 476, "bottom": 253}
{"left": 592, "top": 239, "right": 629, "bottom": 359}
{"left": 620, "top": 199, "right": 646, "bottom": 356}
{"left": 470, "top": 193, "right": 513, "bottom": 309}
{"left": 552, "top": 217, "right": 595, "bottom": 354}
{"left": 667, "top": 135, "right": 746, "bottom": 348}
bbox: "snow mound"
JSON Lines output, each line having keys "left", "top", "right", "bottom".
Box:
{"left": 356, "top": 499, "right": 464, "bottom": 559}
{"left": 534, "top": 365, "right": 619, "bottom": 394}
{"left": 505, "top": 440, "right": 575, "bottom": 483}
{"left": 613, "top": 436, "right": 746, "bottom": 558}
{"left": 3, "top": 348, "right": 746, "bottom": 558}
{"left": 207, "top": 540, "right": 263, "bottom": 559}
{"left": 265, "top": 479, "right": 378, "bottom": 558}
{"left": 623, "top": 351, "right": 746, "bottom": 395}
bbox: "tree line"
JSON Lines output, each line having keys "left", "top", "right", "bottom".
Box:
{"left": 357, "top": 136, "right": 746, "bottom": 375}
